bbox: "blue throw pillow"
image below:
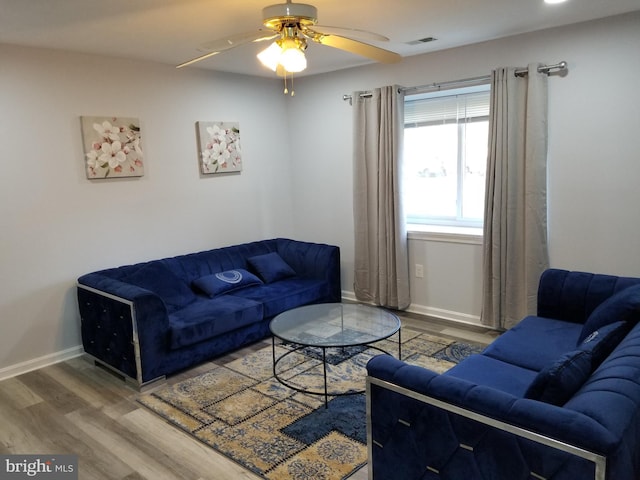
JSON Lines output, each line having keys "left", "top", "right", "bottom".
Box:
{"left": 192, "top": 269, "right": 263, "bottom": 298}
{"left": 247, "top": 252, "right": 296, "bottom": 283}
{"left": 125, "top": 262, "right": 196, "bottom": 310}
{"left": 578, "top": 284, "right": 640, "bottom": 343}
{"left": 524, "top": 349, "right": 592, "bottom": 406}
{"left": 579, "top": 320, "right": 630, "bottom": 368}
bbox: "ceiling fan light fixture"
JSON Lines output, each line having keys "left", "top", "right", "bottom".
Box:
{"left": 257, "top": 35, "right": 307, "bottom": 73}
{"left": 257, "top": 42, "right": 283, "bottom": 71}
{"left": 279, "top": 38, "right": 307, "bottom": 72}
{"left": 280, "top": 47, "right": 306, "bottom": 72}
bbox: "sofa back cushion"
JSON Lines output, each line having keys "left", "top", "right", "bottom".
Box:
{"left": 161, "top": 240, "right": 278, "bottom": 283}
{"left": 525, "top": 320, "right": 631, "bottom": 406}
{"left": 579, "top": 320, "right": 631, "bottom": 366}
{"left": 564, "top": 322, "right": 640, "bottom": 448}
{"left": 537, "top": 269, "right": 640, "bottom": 324}
{"left": 578, "top": 284, "right": 640, "bottom": 343}
{"left": 124, "top": 262, "right": 197, "bottom": 311}
{"left": 524, "top": 349, "right": 592, "bottom": 406}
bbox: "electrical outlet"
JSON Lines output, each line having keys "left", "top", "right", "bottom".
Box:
{"left": 415, "top": 264, "right": 424, "bottom": 278}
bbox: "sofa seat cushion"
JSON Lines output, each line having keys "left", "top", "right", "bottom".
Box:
{"left": 444, "top": 354, "right": 539, "bottom": 397}
{"left": 168, "top": 296, "right": 263, "bottom": 349}
{"left": 482, "top": 316, "right": 582, "bottom": 371}
{"left": 578, "top": 284, "right": 640, "bottom": 343}
{"left": 229, "top": 277, "right": 328, "bottom": 318}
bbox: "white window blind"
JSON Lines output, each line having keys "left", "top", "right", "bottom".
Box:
{"left": 405, "top": 91, "right": 490, "bottom": 127}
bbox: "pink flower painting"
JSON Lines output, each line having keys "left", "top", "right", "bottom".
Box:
{"left": 196, "top": 121, "right": 242, "bottom": 174}
{"left": 81, "top": 116, "right": 144, "bottom": 179}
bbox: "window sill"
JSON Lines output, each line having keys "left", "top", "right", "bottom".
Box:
{"left": 407, "top": 224, "right": 483, "bottom": 245}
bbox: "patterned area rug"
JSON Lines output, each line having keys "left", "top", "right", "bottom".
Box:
{"left": 138, "top": 330, "right": 483, "bottom": 480}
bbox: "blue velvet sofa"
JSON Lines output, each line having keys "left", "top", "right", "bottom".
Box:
{"left": 367, "top": 269, "right": 640, "bottom": 480}
{"left": 77, "top": 238, "right": 340, "bottom": 386}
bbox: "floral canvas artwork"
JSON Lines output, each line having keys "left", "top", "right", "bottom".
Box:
{"left": 196, "top": 121, "right": 242, "bottom": 174}
{"left": 81, "top": 116, "right": 144, "bottom": 179}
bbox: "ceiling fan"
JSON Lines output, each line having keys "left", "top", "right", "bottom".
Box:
{"left": 176, "top": 0, "right": 401, "bottom": 76}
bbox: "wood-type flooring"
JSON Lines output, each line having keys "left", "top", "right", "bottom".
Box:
{"left": 0, "top": 313, "right": 498, "bottom": 480}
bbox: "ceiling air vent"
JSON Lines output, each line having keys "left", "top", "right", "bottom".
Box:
{"left": 406, "top": 37, "right": 437, "bottom": 46}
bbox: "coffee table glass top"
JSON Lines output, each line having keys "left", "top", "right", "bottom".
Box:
{"left": 270, "top": 303, "right": 401, "bottom": 348}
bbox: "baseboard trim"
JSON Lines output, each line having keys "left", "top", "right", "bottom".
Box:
{"left": 406, "top": 304, "right": 482, "bottom": 327}
{"left": 0, "top": 345, "right": 84, "bottom": 382}
{"left": 341, "top": 290, "right": 482, "bottom": 327}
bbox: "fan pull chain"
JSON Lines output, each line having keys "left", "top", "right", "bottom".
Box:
{"left": 283, "top": 71, "right": 295, "bottom": 97}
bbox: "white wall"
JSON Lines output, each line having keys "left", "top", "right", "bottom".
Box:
{"left": 0, "top": 45, "right": 295, "bottom": 376}
{"left": 288, "top": 11, "right": 640, "bottom": 323}
{"left": 1, "top": 11, "right": 639, "bottom": 376}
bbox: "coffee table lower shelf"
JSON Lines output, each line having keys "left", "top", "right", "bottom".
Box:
{"left": 271, "top": 336, "right": 401, "bottom": 408}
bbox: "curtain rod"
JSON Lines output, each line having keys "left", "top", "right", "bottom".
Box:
{"left": 342, "top": 61, "right": 567, "bottom": 103}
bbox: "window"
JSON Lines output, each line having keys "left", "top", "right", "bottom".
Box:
{"left": 403, "top": 84, "right": 490, "bottom": 228}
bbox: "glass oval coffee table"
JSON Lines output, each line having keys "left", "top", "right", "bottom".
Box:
{"left": 270, "top": 302, "right": 401, "bottom": 407}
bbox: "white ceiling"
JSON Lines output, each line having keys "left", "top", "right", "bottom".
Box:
{"left": 1, "top": 0, "right": 639, "bottom": 78}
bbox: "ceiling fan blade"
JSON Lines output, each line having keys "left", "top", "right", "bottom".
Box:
{"left": 313, "top": 34, "right": 401, "bottom": 64}
{"left": 310, "top": 25, "right": 389, "bottom": 43}
{"left": 177, "top": 30, "right": 278, "bottom": 68}
{"left": 176, "top": 51, "right": 221, "bottom": 69}
{"left": 198, "top": 29, "right": 278, "bottom": 53}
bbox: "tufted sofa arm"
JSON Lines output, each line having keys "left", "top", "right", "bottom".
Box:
{"left": 78, "top": 273, "right": 170, "bottom": 384}
{"left": 367, "top": 355, "right": 609, "bottom": 480}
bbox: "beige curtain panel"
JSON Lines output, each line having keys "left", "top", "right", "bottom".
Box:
{"left": 482, "top": 63, "right": 550, "bottom": 330}
{"left": 352, "top": 86, "right": 411, "bottom": 310}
